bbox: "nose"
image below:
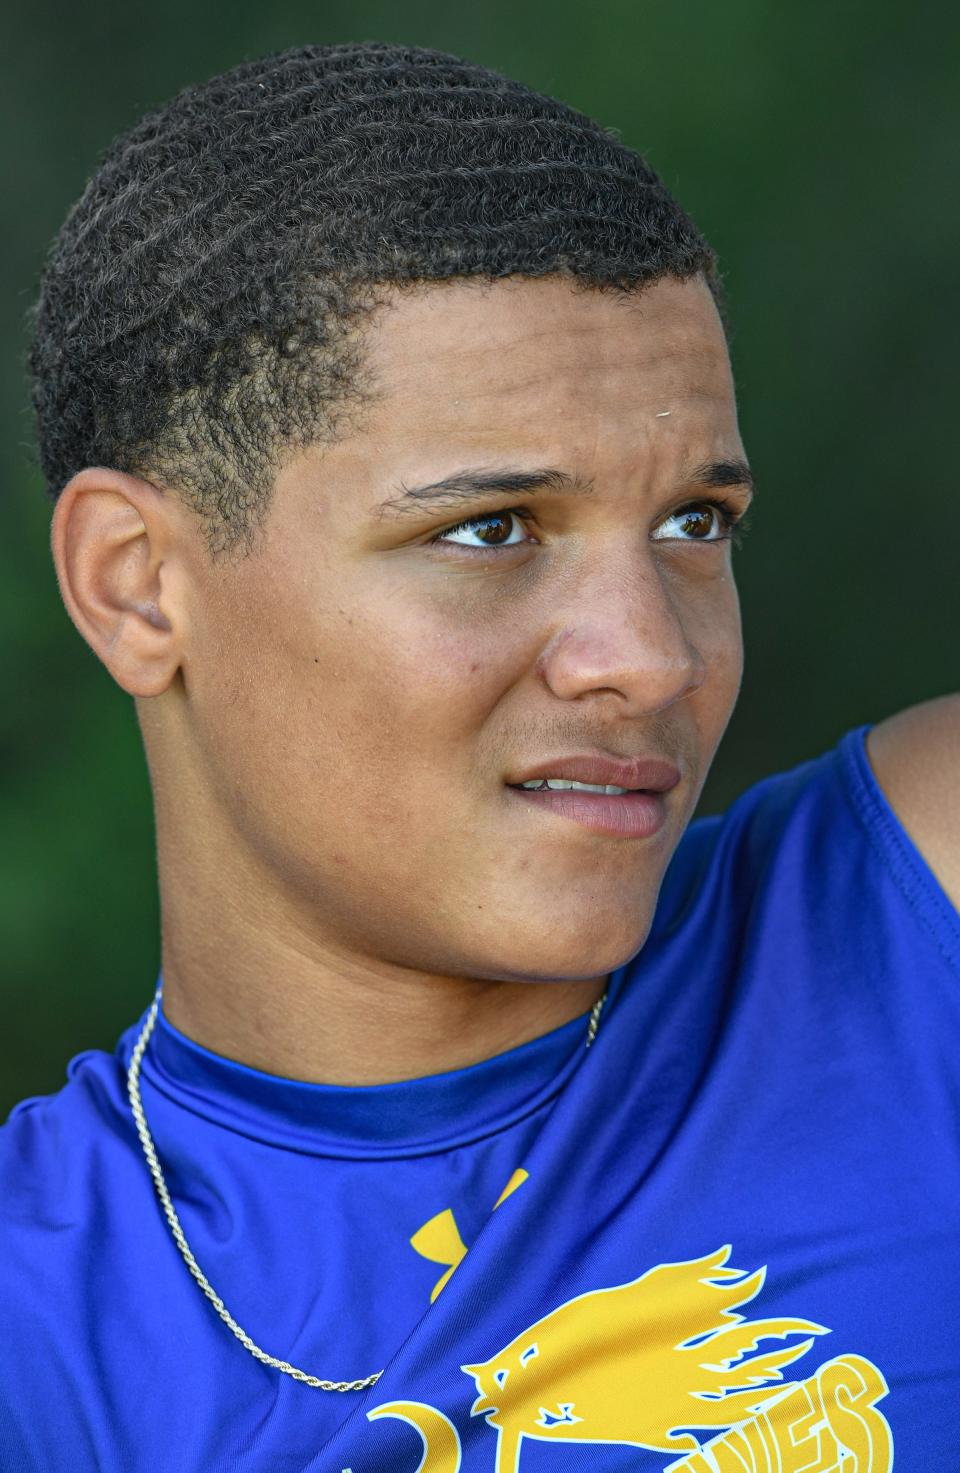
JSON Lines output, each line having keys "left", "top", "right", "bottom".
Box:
{"left": 534, "top": 555, "right": 709, "bottom": 716}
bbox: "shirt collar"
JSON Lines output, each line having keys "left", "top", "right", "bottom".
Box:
{"left": 124, "top": 966, "right": 628, "bottom": 1159}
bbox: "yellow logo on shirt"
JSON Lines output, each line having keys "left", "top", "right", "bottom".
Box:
{"left": 409, "top": 1168, "right": 529, "bottom": 1301}
{"left": 369, "top": 1211, "right": 893, "bottom": 1472}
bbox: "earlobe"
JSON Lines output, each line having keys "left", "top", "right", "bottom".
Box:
{"left": 50, "top": 468, "right": 182, "bottom": 698}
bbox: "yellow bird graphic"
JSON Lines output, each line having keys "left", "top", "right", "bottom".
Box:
{"left": 459, "top": 1245, "right": 828, "bottom": 1470}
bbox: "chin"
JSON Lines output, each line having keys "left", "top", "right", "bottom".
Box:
{"left": 494, "top": 913, "right": 656, "bottom": 982}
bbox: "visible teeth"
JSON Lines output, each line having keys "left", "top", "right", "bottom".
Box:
{"left": 518, "top": 780, "right": 631, "bottom": 794}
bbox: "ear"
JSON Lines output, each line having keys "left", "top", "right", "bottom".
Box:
{"left": 50, "top": 467, "right": 190, "bottom": 698}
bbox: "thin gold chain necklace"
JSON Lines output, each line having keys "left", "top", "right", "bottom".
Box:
{"left": 126, "top": 983, "right": 608, "bottom": 1392}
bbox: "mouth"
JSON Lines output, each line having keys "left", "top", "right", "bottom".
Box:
{"left": 504, "top": 782, "right": 669, "bottom": 839}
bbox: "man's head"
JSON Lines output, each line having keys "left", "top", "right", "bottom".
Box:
{"left": 35, "top": 45, "right": 752, "bottom": 1029}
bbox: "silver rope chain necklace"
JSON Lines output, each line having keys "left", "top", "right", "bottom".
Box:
{"left": 126, "top": 983, "right": 608, "bottom": 1393}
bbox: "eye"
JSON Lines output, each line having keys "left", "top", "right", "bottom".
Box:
{"left": 426, "top": 496, "right": 752, "bottom": 555}
{"left": 428, "top": 508, "right": 533, "bottom": 552}
{"left": 652, "top": 497, "right": 751, "bottom": 546}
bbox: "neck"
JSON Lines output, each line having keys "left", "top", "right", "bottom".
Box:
{"left": 159, "top": 948, "right": 609, "bottom": 1087}
{"left": 157, "top": 857, "right": 608, "bottom": 1087}
{"left": 145, "top": 710, "right": 612, "bottom": 1084}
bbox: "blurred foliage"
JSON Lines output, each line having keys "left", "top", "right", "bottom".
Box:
{"left": 2, "top": 0, "right": 957, "bottom": 1115}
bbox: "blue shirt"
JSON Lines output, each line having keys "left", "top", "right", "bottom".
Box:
{"left": 2, "top": 723, "right": 958, "bottom": 1471}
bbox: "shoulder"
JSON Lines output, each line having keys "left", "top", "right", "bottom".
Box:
{"left": 865, "top": 693, "right": 960, "bottom": 911}
{"left": 0, "top": 1048, "right": 128, "bottom": 1224}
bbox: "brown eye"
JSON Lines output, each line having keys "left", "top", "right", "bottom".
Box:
{"left": 651, "top": 500, "right": 741, "bottom": 543}
{"left": 432, "top": 509, "right": 529, "bottom": 551}
{"left": 677, "top": 507, "right": 715, "bottom": 538}
{"left": 471, "top": 513, "right": 515, "bottom": 545}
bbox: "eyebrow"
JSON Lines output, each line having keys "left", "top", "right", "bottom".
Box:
{"left": 374, "top": 459, "right": 755, "bottom": 520}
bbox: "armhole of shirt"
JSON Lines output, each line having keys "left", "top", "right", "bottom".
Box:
{"left": 839, "top": 722, "right": 960, "bottom": 977}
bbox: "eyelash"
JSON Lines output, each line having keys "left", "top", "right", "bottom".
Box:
{"left": 427, "top": 496, "right": 753, "bottom": 554}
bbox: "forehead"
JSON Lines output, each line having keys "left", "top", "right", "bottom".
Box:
{"left": 359, "top": 273, "right": 736, "bottom": 446}
{"left": 262, "top": 272, "right": 744, "bottom": 549}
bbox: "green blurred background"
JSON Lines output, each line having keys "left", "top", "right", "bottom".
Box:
{"left": 2, "top": 0, "right": 957, "bottom": 1116}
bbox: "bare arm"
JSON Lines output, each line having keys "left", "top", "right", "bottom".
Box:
{"left": 865, "top": 693, "right": 960, "bottom": 912}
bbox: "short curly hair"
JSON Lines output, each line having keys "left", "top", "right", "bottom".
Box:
{"left": 29, "top": 42, "right": 724, "bottom": 560}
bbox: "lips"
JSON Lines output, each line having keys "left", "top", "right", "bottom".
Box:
{"left": 506, "top": 752, "right": 681, "bottom": 793}
{"left": 505, "top": 784, "right": 669, "bottom": 839}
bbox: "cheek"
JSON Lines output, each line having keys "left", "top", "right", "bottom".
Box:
{"left": 245, "top": 587, "right": 517, "bottom": 821}
{"left": 315, "top": 614, "right": 513, "bottom": 780}
{"left": 706, "top": 600, "right": 743, "bottom": 681}
{"left": 682, "top": 569, "right": 743, "bottom": 682}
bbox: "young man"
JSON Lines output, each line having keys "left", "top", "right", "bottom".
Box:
{"left": 3, "top": 40, "right": 958, "bottom": 1473}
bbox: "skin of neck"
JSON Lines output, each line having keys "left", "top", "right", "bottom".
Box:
{"left": 154, "top": 769, "right": 612, "bottom": 1083}
{"left": 52, "top": 273, "right": 747, "bottom": 1084}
